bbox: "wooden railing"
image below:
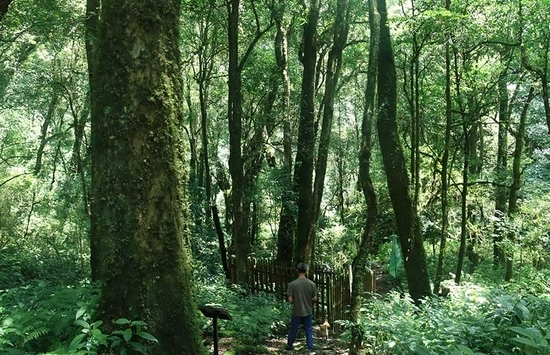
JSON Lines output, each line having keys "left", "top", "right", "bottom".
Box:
{"left": 229, "top": 257, "right": 358, "bottom": 327}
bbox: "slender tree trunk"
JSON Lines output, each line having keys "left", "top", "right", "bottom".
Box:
{"left": 68, "top": 91, "right": 91, "bottom": 217}
{"left": 376, "top": 0, "right": 431, "bottom": 302}
{"left": 34, "top": 95, "right": 59, "bottom": 175}
{"left": 294, "top": 0, "right": 320, "bottom": 265}
{"left": 509, "top": 87, "right": 534, "bottom": 214}
{"left": 433, "top": 0, "right": 452, "bottom": 294}
{"left": 349, "top": 0, "right": 379, "bottom": 353}
{"left": 227, "top": 0, "right": 248, "bottom": 283}
{"left": 274, "top": 1, "right": 295, "bottom": 265}
{"left": 455, "top": 119, "right": 469, "bottom": 285}
{"left": 310, "top": 0, "right": 351, "bottom": 260}
{"left": 89, "top": 0, "right": 205, "bottom": 353}
{"left": 494, "top": 60, "right": 510, "bottom": 267}
{"left": 505, "top": 86, "right": 535, "bottom": 281}
{"left": 406, "top": 0, "right": 421, "bottom": 211}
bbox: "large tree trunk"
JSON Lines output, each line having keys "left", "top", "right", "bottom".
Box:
{"left": 376, "top": 0, "right": 431, "bottom": 302}
{"left": 349, "top": 0, "right": 379, "bottom": 353}
{"left": 294, "top": 0, "right": 320, "bottom": 265}
{"left": 89, "top": 1, "right": 205, "bottom": 353}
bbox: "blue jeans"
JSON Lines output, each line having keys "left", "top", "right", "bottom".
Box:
{"left": 287, "top": 314, "right": 313, "bottom": 350}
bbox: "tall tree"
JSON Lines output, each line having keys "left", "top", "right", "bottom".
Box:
{"left": 493, "top": 49, "right": 511, "bottom": 267}
{"left": 293, "top": 0, "right": 320, "bottom": 264}
{"left": 433, "top": 0, "right": 452, "bottom": 294}
{"left": 274, "top": 0, "right": 295, "bottom": 266}
{"left": 310, "top": 0, "right": 352, "bottom": 261}
{"left": 376, "top": 0, "right": 431, "bottom": 302}
{"left": 89, "top": 0, "right": 205, "bottom": 353}
{"left": 227, "top": 0, "right": 248, "bottom": 283}
{"left": 505, "top": 86, "right": 535, "bottom": 281}
{"left": 349, "top": 0, "right": 379, "bottom": 352}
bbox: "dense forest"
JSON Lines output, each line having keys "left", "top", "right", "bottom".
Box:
{"left": 1, "top": 0, "right": 550, "bottom": 354}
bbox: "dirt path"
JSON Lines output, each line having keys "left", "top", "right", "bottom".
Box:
{"left": 212, "top": 336, "right": 349, "bottom": 354}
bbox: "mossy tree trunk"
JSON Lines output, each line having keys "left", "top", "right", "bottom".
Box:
{"left": 89, "top": 1, "right": 205, "bottom": 353}
{"left": 376, "top": 0, "right": 431, "bottom": 303}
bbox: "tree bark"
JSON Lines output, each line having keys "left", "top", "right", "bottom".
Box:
{"left": 274, "top": 0, "right": 295, "bottom": 266}
{"left": 505, "top": 86, "right": 535, "bottom": 281}
{"left": 227, "top": 0, "right": 248, "bottom": 284}
{"left": 349, "top": 0, "right": 379, "bottom": 353}
{"left": 455, "top": 119, "right": 469, "bottom": 285}
{"left": 376, "top": 0, "right": 431, "bottom": 302}
{"left": 294, "top": 0, "right": 320, "bottom": 265}
{"left": 493, "top": 57, "right": 510, "bottom": 267}
{"left": 433, "top": 0, "right": 452, "bottom": 294}
{"left": 311, "top": 0, "right": 351, "bottom": 260}
{"left": 0, "top": 0, "right": 14, "bottom": 21}
{"left": 89, "top": 1, "right": 205, "bottom": 353}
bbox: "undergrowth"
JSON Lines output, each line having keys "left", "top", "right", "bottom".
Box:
{"left": 195, "top": 274, "right": 291, "bottom": 353}
{"left": 340, "top": 266, "right": 550, "bottom": 355}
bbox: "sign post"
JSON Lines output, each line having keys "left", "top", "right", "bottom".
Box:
{"left": 199, "top": 305, "right": 232, "bottom": 355}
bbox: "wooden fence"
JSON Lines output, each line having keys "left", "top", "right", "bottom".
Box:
{"left": 229, "top": 258, "right": 357, "bottom": 328}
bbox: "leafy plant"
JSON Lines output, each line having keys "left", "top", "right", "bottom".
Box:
{"left": 509, "top": 326, "right": 550, "bottom": 354}
{"left": 66, "top": 307, "right": 158, "bottom": 355}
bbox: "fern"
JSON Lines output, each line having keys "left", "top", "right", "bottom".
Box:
{"left": 0, "top": 280, "right": 99, "bottom": 353}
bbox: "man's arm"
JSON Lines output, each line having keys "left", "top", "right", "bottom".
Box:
{"left": 288, "top": 295, "right": 294, "bottom": 303}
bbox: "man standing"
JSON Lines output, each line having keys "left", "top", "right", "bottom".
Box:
{"left": 286, "top": 262, "right": 318, "bottom": 352}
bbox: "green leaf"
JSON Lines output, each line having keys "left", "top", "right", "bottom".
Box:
{"left": 75, "top": 306, "right": 87, "bottom": 320}
{"left": 455, "top": 345, "right": 475, "bottom": 354}
{"left": 128, "top": 341, "right": 148, "bottom": 354}
{"left": 115, "top": 318, "right": 130, "bottom": 325}
{"left": 136, "top": 331, "right": 159, "bottom": 343}
{"left": 123, "top": 328, "right": 133, "bottom": 342}
{"left": 510, "top": 326, "right": 539, "bottom": 339}
{"left": 90, "top": 320, "right": 103, "bottom": 329}
{"left": 74, "top": 319, "right": 90, "bottom": 329}
{"left": 511, "top": 337, "right": 538, "bottom": 347}
{"left": 69, "top": 333, "right": 86, "bottom": 350}
{"left": 90, "top": 328, "right": 103, "bottom": 338}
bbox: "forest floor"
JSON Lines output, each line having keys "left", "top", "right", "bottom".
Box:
{"left": 208, "top": 334, "right": 349, "bottom": 354}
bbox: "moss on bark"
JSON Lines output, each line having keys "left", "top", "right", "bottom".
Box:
{"left": 89, "top": 1, "right": 205, "bottom": 353}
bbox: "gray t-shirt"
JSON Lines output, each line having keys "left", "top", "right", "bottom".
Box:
{"left": 287, "top": 277, "right": 318, "bottom": 317}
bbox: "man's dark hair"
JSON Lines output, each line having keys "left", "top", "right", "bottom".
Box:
{"left": 297, "top": 262, "right": 308, "bottom": 273}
